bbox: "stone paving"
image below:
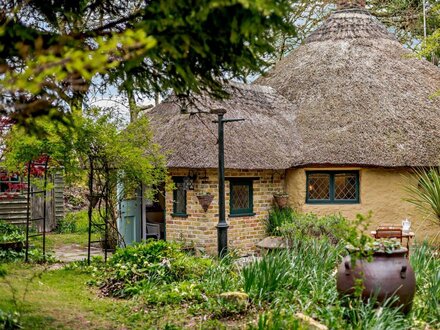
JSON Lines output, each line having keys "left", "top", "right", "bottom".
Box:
{"left": 54, "top": 243, "right": 110, "bottom": 263}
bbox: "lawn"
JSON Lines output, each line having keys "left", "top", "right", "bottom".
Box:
{"left": 0, "top": 263, "right": 216, "bottom": 329}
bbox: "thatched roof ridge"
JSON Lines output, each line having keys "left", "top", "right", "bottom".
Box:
{"left": 148, "top": 83, "right": 303, "bottom": 170}
{"left": 257, "top": 9, "right": 440, "bottom": 168}
{"left": 306, "top": 8, "right": 396, "bottom": 44}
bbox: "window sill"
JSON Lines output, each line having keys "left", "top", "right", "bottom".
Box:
{"left": 171, "top": 213, "right": 189, "bottom": 218}
{"left": 306, "top": 201, "right": 359, "bottom": 205}
{"left": 228, "top": 213, "right": 256, "bottom": 218}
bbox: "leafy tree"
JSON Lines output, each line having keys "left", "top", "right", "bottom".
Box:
{"left": 0, "top": 0, "right": 295, "bottom": 128}
{"left": 421, "top": 2, "right": 440, "bottom": 64}
{"left": 269, "top": 0, "right": 439, "bottom": 63}
{"left": 4, "top": 109, "right": 168, "bottom": 247}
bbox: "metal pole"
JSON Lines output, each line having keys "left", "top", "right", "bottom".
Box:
{"left": 423, "top": 0, "right": 427, "bottom": 41}
{"left": 87, "top": 157, "right": 93, "bottom": 265}
{"left": 216, "top": 112, "right": 228, "bottom": 258}
{"left": 42, "top": 157, "right": 48, "bottom": 260}
{"left": 211, "top": 108, "right": 244, "bottom": 258}
{"left": 25, "top": 161, "right": 31, "bottom": 262}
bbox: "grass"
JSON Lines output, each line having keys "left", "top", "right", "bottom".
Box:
{"left": 0, "top": 263, "right": 205, "bottom": 329}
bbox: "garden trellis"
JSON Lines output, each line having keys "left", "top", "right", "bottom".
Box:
{"left": 86, "top": 155, "right": 122, "bottom": 265}
{"left": 24, "top": 155, "right": 49, "bottom": 262}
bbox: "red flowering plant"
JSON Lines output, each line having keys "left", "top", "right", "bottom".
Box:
{"left": 0, "top": 115, "right": 57, "bottom": 200}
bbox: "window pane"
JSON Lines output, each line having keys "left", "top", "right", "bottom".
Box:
{"left": 308, "top": 174, "right": 330, "bottom": 200}
{"left": 174, "top": 181, "right": 186, "bottom": 214}
{"left": 334, "top": 173, "right": 357, "bottom": 200}
{"left": 231, "top": 184, "right": 250, "bottom": 210}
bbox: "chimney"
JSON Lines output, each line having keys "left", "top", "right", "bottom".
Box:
{"left": 337, "top": 0, "right": 366, "bottom": 9}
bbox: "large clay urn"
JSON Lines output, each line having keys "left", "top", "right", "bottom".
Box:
{"left": 336, "top": 248, "right": 416, "bottom": 313}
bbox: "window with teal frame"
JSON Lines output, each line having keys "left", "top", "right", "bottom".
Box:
{"left": 306, "top": 171, "right": 359, "bottom": 204}
{"left": 172, "top": 177, "right": 187, "bottom": 216}
{"left": 229, "top": 179, "right": 255, "bottom": 216}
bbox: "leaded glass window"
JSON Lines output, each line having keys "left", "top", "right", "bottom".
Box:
{"left": 334, "top": 173, "right": 357, "bottom": 200}
{"left": 173, "top": 177, "right": 187, "bottom": 216}
{"left": 306, "top": 171, "right": 359, "bottom": 204}
{"left": 230, "top": 180, "right": 254, "bottom": 215}
{"left": 308, "top": 173, "right": 330, "bottom": 201}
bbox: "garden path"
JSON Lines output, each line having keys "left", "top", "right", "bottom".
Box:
{"left": 54, "top": 243, "right": 108, "bottom": 262}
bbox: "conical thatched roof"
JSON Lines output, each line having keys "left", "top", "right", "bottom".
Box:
{"left": 148, "top": 84, "right": 302, "bottom": 169}
{"left": 257, "top": 7, "right": 440, "bottom": 167}
{"left": 150, "top": 5, "right": 440, "bottom": 170}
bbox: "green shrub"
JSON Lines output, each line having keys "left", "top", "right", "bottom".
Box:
{"left": 0, "top": 309, "right": 21, "bottom": 330}
{"left": 0, "top": 221, "right": 25, "bottom": 244}
{"left": 277, "top": 212, "right": 351, "bottom": 244}
{"left": 264, "top": 207, "right": 295, "bottom": 235}
{"left": 55, "top": 210, "right": 92, "bottom": 234}
{"left": 190, "top": 295, "right": 248, "bottom": 319}
{"left": 128, "top": 280, "right": 206, "bottom": 305}
{"left": 99, "top": 240, "right": 212, "bottom": 297}
{"left": 55, "top": 214, "right": 77, "bottom": 233}
{"left": 0, "top": 248, "right": 56, "bottom": 263}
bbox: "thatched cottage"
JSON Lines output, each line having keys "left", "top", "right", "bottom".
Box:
{"left": 147, "top": 0, "right": 440, "bottom": 254}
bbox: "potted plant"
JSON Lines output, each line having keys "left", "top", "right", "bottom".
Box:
{"left": 336, "top": 238, "right": 416, "bottom": 313}
{"left": 196, "top": 192, "right": 214, "bottom": 212}
{"left": 273, "top": 192, "right": 289, "bottom": 208}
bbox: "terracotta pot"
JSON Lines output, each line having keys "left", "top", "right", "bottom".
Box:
{"left": 273, "top": 195, "right": 289, "bottom": 208}
{"left": 336, "top": 249, "right": 416, "bottom": 313}
{"left": 197, "top": 194, "right": 214, "bottom": 212}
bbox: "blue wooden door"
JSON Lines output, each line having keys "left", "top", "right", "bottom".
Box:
{"left": 117, "top": 199, "right": 141, "bottom": 246}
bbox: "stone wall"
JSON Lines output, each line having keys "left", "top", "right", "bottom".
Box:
{"left": 286, "top": 167, "right": 435, "bottom": 240}
{"left": 166, "top": 168, "right": 285, "bottom": 255}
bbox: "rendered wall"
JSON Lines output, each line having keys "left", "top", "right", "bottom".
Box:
{"left": 286, "top": 167, "right": 435, "bottom": 240}
{"left": 166, "top": 168, "right": 285, "bottom": 255}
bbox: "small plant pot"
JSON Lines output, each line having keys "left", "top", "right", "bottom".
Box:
{"left": 273, "top": 194, "right": 289, "bottom": 208}
{"left": 197, "top": 194, "right": 214, "bottom": 212}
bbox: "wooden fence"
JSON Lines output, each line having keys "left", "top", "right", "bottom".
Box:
{"left": 0, "top": 172, "right": 64, "bottom": 231}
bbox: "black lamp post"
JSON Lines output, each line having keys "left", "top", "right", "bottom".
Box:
{"left": 211, "top": 108, "right": 244, "bottom": 258}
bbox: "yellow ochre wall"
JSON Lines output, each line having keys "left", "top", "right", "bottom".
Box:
{"left": 286, "top": 167, "right": 435, "bottom": 240}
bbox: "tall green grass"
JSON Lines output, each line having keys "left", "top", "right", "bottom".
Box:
{"left": 410, "top": 242, "right": 440, "bottom": 326}
{"left": 264, "top": 207, "right": 295, "bottom": 235}
{"left": 242, "top": 239, "right": 343, "bottom": 307}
